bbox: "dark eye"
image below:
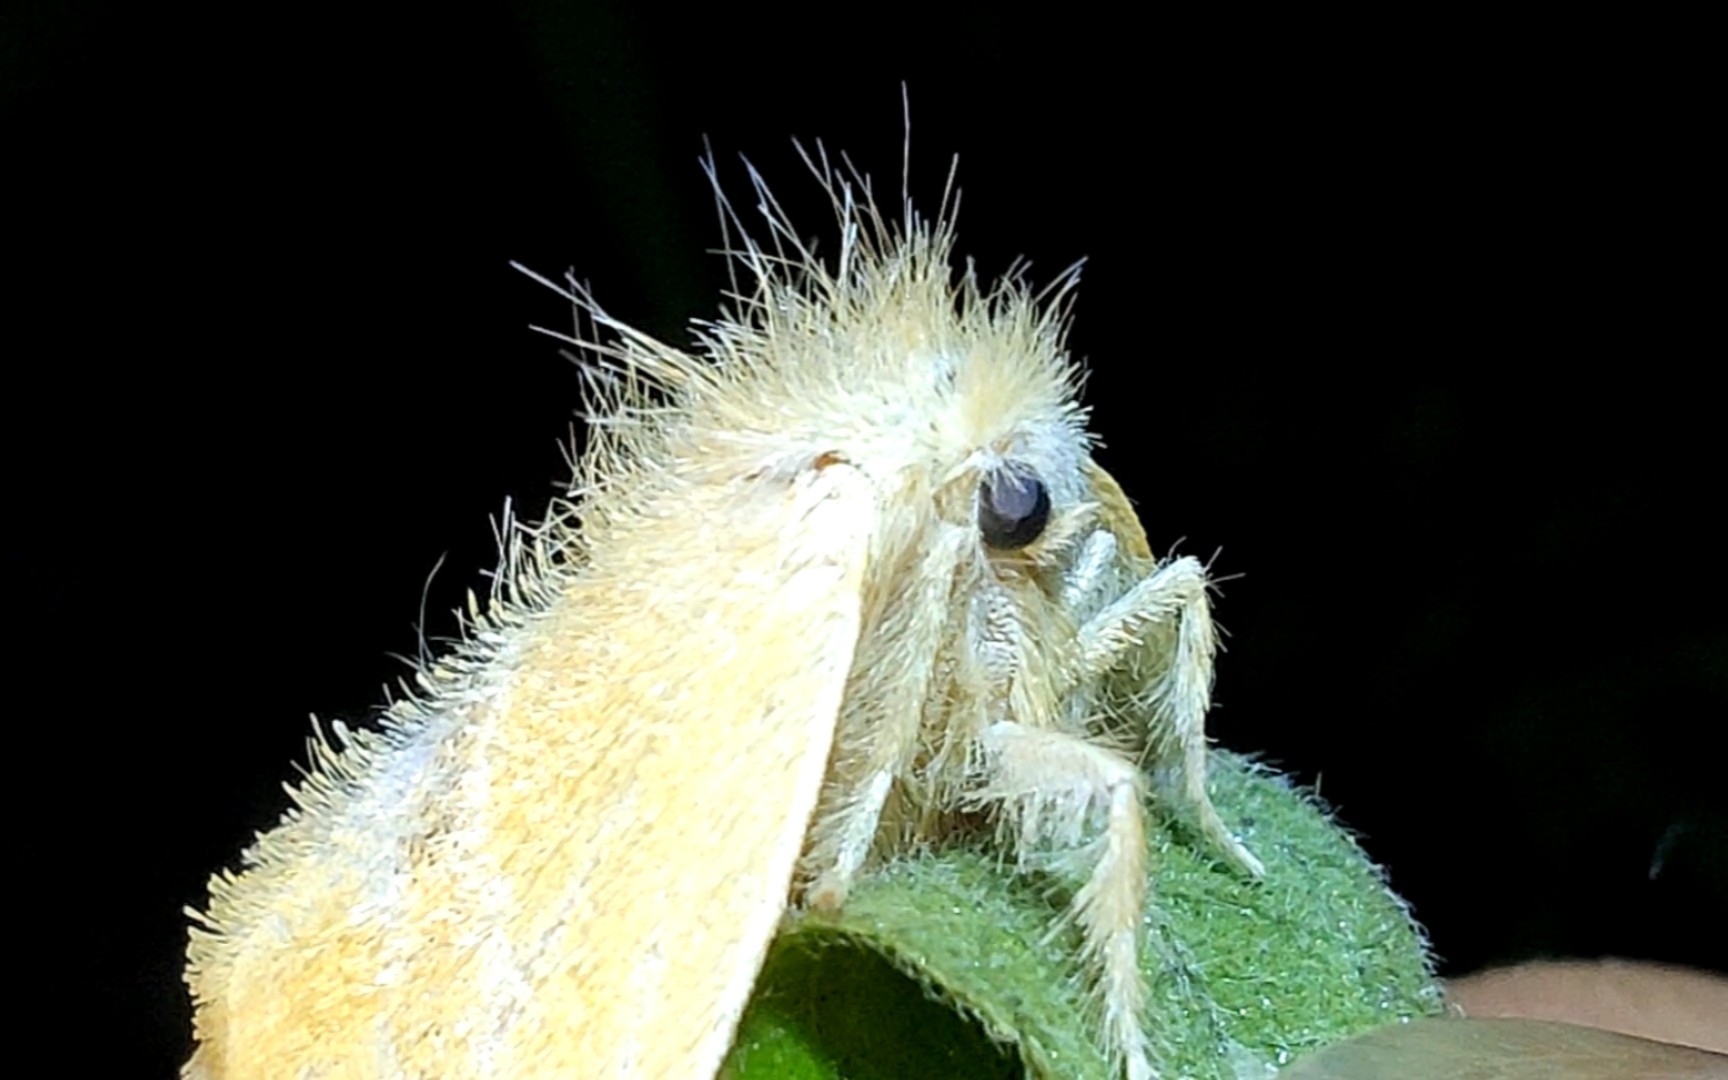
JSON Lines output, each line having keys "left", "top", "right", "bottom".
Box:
{"left": 978, "top": 464, "right": 1051, "bottom": 550}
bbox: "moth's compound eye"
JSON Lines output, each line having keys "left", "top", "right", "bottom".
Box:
{"left": 978, "top": 464, "right": 1051, "bottom": 550}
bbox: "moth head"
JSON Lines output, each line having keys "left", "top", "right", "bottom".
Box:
{"left": 952, "top": 421, "right": 1115, "bottom": 578}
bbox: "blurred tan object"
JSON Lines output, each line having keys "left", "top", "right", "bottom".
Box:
{"left": 1282, "top": 1016, "right": 1728, "bottom": 1079}
{"left": 1448, "top": 958, "right": 1728, "bottom": 1054}
{"left": 1283, "top": 961, "right": 1728, "bottom": 1077}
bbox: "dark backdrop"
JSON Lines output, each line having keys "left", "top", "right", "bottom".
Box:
{"left": 7, "top": 4, "right": 1719, "bottom": 1075}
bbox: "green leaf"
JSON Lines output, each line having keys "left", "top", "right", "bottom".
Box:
{"left": 724, "top": 753, "right": 1442, "bottom": 1079}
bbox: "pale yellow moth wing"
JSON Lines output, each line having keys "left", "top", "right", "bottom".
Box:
{"left": 1085, "top": 461, "right": 1154, "bottom": 563}
{"left": 542, "top": 459, "right": 875, "bottom": 1077}
{"left": 184, "top": 458, "right": 874, "bottom": 1079}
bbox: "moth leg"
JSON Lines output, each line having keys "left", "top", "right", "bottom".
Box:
{"left": 975, "top": 721, "right": 1156, "bottom": 1080}
{"left": 1076, "top": 555, "right": 1264, "bottom": 878}
{"left": 805, "top": 530, "right": 969, "bottom": 911}
{"left": 804, "top": 766, "right": 896, "bottom": 912}
{"left": 1059, "top": 528, "right": 1120, "bottom": 614}
{"left": 805, "top": 695, "right": 924, "bottom": 915}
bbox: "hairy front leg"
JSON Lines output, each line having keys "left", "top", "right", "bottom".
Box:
{"left": 1074, "top": 554, "right": 1263, "bottom": 877}
{"left": 975, "top": 720, "right": 1156, "bottom": 1080}
{"left": 803, "top": 529, "right": 970, "bottom": 910}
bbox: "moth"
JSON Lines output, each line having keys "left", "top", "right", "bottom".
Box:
{"left": 182, "top": 148, "right": 1263, "bottom": 1080}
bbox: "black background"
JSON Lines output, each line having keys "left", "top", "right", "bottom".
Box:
{"left": 7, "top": 3, "right": 1720, "bottom": 1074}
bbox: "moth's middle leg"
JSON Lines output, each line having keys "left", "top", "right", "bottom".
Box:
{"left": 974, "top": 721, "right": 1155, "bottom": 1080}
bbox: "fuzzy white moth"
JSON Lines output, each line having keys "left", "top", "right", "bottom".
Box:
{"left": 182, "top": 149, "right": 1263, "bottom": 1080}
